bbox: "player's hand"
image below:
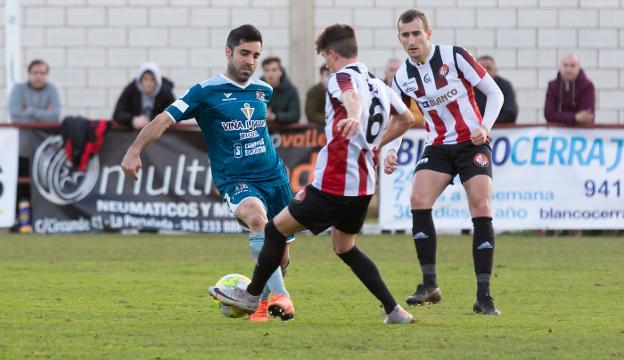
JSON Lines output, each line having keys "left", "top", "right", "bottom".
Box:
{"left": 470, "top": 125, "right": 489, "bottom": 146}
{"left": 383, "top": 150, "right": 398, "bottom": 174}
{"left": 121, "top": 150, "right": 142, "bottom": 181}
{"left": 336, "top": 118, "right": 359, "bottom": 138}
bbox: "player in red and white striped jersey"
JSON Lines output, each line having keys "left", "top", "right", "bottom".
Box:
{"left": 388, "top": 9, "right": 504, "bottom": 315}
{"left": 312, "top": 62, "right": 405, "bottom": 196}
{"left": 210, "top": 24, "right": 417, "bottom": 324}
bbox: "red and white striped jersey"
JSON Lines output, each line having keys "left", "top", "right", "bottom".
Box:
{"left": 312, "top": 62, "right": 408, "bottom": 197}
{"left": 392, "top": 44, "right": 487, "bottom": 145}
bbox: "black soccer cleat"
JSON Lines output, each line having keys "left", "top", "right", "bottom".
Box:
{"left": 268, "top": 304, "right": 295, "bottom": 321}
{"left": 473, "top": 295, "right": 501, "bottom": 315}
{"left": 406, "top": 284, "right": 442, "bottom": 306}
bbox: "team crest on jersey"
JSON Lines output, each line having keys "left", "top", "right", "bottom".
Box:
{"left": 438, "top": 64, "right": 449, "bottom": 78}
{"left": 473, "top": 153, "right": 490, "bottom": 168}
{"left": 256, "top": 90, "right": 265, "bottom": 101}
{"left": 293, "top": 188, "right": 306, "bottom": 203}
{"left": 241, "top": 103, "right": 255, "bottom": 121}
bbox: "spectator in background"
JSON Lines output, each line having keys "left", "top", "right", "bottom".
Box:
{"left": 384, "top": 58, "right": 402, "bottom": 87}
{"left": 544, "top": 54, "right": 595, "bottom": 126}
{"left": 113, "top": 63, "right": 175, "bottom": 130}
{"left": 8, "top": 59, "right": 61, "bottom": 232}
{"left": 8, "top": 59, "right": 61, "bottom": 124}
{"left": 475, "top": 55, "right": 518, "bottom": 124}
{"left": 261, "top": 56, "right": 301, "bottom": 125}
{"left": 304, "top": 65, "right": 329, "bottom": 125}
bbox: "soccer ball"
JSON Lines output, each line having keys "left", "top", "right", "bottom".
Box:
{"left": 213, "top": 273, "right": 251, "bottom": 318}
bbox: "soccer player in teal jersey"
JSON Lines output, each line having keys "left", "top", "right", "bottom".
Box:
{"left": 121, "top": 24, "right": 295, "bottom": 321}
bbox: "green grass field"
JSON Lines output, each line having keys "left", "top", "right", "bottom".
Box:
{"left": 0, "top": 232, "right": 622, "bottom": 359}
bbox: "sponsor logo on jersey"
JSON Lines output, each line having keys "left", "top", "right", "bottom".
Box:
{"left": 423, "top": 73, "right": 432, "bottom": 84}
{"left": 402, "top": 78, "right": 418, "bottom": 93}
{"left": 419, "top": 88, "right": 459, "bottom": 109}
{"left": 438, "top": 64, "right": 449, "bottom": 78}
{"left": 241, "top": 103, "right": 255, "bottom": 121}
{"left": 256, "top": 90, "right": 265, "bottom": 101}
{"left": 293, "top": 188, "right": 306, "bottom": 203}
{"left": 222, "top": 93, "right": 237, "bottom": 101}
{"left": 473, "top": 152, "right": 490, "bottom": 167}
{"left": 221, "top": 119, "right": 266, "bottom": 132}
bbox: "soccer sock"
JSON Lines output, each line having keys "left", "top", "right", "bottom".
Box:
{"left": 249, "top": 233, "right": 289, "bottom": 300}
{"left": 472, "top": 217, "right": 495, "bottom": 298}
{"left": 337, "top": 246, "right": 398, "bottom": 315}
{"left": 247, "top": 221, "right": 287, "bottom": 296}
{"left": 412, "top": 209, "right": 437, "bottom": 287}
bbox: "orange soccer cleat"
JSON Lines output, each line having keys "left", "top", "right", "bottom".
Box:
{"left": 268, "top": 294, "right": 295, "bottom": 321}
{"left": 249, "top": 299, "right": 269, "bottom": 322}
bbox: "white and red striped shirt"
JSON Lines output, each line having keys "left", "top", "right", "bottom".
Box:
{"left": 312, "top": 62, "right": 408, "bottom": 197}
{"left": 392, "top": 44, "right": 488, "bottom": 145}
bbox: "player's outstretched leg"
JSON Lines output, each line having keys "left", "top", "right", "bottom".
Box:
{"left": 407, "top": 209, "right": 442, "bottom": 306}
{"left": 471, "top": 216, "right": 500, "bottom": 315}
{"left": 249, "top": 232, "right": 293, "bottom": 321}
{"left": 336, "top": 242, "right": 415, "bottom": 324}
{"left": 209, "top": 221, "right": 288, "bottom": 313}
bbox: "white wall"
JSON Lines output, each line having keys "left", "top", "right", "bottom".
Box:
{"left": 1, "top": 0, "right": 623, "bottom": 124}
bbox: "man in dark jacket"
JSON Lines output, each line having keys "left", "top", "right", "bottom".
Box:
{"left": 475, "top": 55, "right": 518, "bottom": 124}
{"left": 304, "top": 65, "right": 329, "bottom": 125}
{"left": 544, "top": 53, "right": 595, "bottom": 126}
{"left": 261, "top": 57, "right": 301, "bottom": 125}
{"left": 113, "top": 63, "right": 175, "bottom": 129}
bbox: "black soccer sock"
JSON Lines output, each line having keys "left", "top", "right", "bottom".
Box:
{"left": 247, "top": 221, "right": 287, "bottom": 296}
{"left": 472, "top": 216, "right": 495, "bottom": 298}
{"left": 412, "top": 209, "right": 437, "bottom": 287}
{"left": 337, "top": 246, "right": 398, "bottom": 315}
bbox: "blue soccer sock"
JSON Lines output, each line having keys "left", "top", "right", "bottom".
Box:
{"left": 249, "top": 232, "right": 290, "bottom": 300}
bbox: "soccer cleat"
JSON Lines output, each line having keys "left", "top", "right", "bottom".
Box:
{"left": 384, "top": 305, "right": 416, "bottom": 324}
{"left": 249, "top": 300, "right": 270, "bottom": 322}
{"left": 268, "top": 294, "right": 295, "bottom": 321}
{"left": 406, "top": 284, "right": 442, "bottom": 306}
{"left": 208, "top": 285, "right": 260, "bottom": 313}
{"left": 473, "top": 295, "right": 501, "bottom": 315}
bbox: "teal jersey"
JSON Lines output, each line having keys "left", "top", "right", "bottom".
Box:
{"left": 165, "top": 74, "right": 289, "bottom": 193}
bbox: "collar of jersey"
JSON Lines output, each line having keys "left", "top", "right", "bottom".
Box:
{"left": 220, "top": 73, "right": 252, "bottom": 89}
{"left": 407, "top": 43, "right": 436, "bottom": 68}
{"left": 337, "top": 61, "right": 366, "bottom": 73}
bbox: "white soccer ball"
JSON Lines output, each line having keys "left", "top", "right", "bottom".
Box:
{"left": 213, "top": 273, "right": 251, "bottom": 318}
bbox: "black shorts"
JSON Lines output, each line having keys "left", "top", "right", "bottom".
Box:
{"left": 415, "top": 142, "right": 492, "bottom": 183}
{"left": 288, "top": 185, "right": 372, "bottom": 235}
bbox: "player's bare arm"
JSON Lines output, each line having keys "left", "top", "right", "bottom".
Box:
{"left": 336, "top": 89, "right": 362, "bottom": 138}
{"left": 121, "top": 112, "right": 174, "bottom": 180}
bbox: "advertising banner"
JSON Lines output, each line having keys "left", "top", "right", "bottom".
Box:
{"left": 379, "top": 127, "right": 624, "bottom": 231}
{"left": 28, "top": 126, "right": 324, "bottom": 234}
{"left": 0, "top": 128, "right": 18, "bottom": 227}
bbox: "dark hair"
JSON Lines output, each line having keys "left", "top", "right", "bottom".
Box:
{"left": 261, "top": 56, "right": 282, "bottom": 68}
{"left": 28, "top": 59, "right": 49, "bottom": 73}
{"left": 397, "top": 9, "right": 430, "bottom": 32}
{"left": 226, "top": 24, "right": 263, "bottom": 50}
{"left": 478, "top": 55, "right": 495, "bottom": 63}
{"left": 319, "top": 64, "right": 329, "bottom": 75}
{"left": 315, "top": 24, "right": 357, "bottom": 58}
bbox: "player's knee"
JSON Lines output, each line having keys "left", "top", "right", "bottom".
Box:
{"left": 411, "top": 194, "right": 433, "bottom": 209}
{"left": 245, "top": 213, "right": 268, "bottom": 231}
{"left": 470, "top": 200, "right": 491, "bottom": 217}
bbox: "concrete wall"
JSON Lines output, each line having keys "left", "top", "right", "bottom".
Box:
{"left": 2, "top": 0, "right": 623, "bottom": 124}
